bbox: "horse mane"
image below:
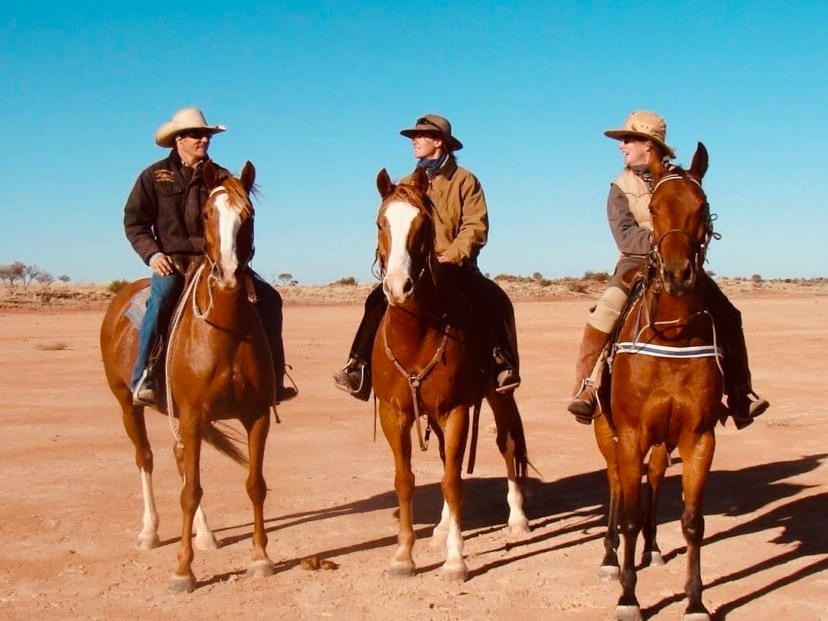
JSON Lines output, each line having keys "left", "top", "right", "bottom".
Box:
{"left": 214, "top": 174, "right": 256, "bottom": 220}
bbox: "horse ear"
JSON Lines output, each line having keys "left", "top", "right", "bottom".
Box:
{"left": 377, "top": 168, "right": 394, "bottom": 198}
{"left": 689, "top": 142, "right": 708, "bottom": 183}
{"left": 203, "top": 160, "right": 219, "bottom": 190}
{"left": 412, "top": 166, "right": 429, "bottom": 194}
{"left": 240, "top": 161, "right": 256, "bottom": 193}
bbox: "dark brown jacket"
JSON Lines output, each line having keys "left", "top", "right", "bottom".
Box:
{"left": 124, "top": 151, "right": 228, "bottom": 264}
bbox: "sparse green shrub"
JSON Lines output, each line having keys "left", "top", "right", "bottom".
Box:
{"left": 333, "top": 276, "right": 358, "bottom": 286}
{"left": 108, "top": 279, "right": 130, "bottom": 294}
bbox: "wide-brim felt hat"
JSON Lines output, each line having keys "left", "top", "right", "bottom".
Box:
{"left": 155, "top": 107, "right": 226, "bottom": 148}
{"left": 400, "top": 114, "right": 463, "bottom": 151}
{"left": 604, "top": 110, "right": 675, "bottom": 159}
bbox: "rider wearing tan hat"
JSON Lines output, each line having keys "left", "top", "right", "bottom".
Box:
{"left": 124, "top": 107, "right": 296, "bottom": 407}
{"left": 567, "top": 110, "right": 768, "bottom": 429}
{"left": 333, "top": 113, "right": 521, "bottom": 400}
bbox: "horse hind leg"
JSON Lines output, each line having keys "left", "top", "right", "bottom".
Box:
{"left": 488, "top": 392, "right": 530, "bottom": 535}
{"left": 120, "top": 400, "right": 160, "bottom": 550}
{"left": 641, "top": 445, "right": 669, "bottom": 567}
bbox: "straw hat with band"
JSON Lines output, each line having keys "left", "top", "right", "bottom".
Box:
{"left": 604, "top": 110, "right": 675, "bottom": 159}
{"left": 400, "top": 114, "right": 463, "bottom": 151}
{"left": 155, "top": 107, "right": 226, "bottom": 148}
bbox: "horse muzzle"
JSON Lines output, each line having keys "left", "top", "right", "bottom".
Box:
{"left": 382, "top": 271, "right": 414, "bottom": 306}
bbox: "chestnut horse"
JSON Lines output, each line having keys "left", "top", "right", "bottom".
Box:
{"left": 372, "top": 167, "right": 529, "bottom": 581}
{"left": 608, "top": 143, "right": 721, "bottom": 621}
{"left": 100, "top": 161, "right": 276, "bottom": 592}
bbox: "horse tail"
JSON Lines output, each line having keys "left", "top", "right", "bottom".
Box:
{"left": 203, "top": 422, "right": 249, "bottom": 467}
{"left": 509, "top": 412, "right": 530, "bottom": 481}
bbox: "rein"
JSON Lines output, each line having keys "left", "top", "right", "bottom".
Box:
{"left": 381, "top": 313, "right": 450, "bottom": 451}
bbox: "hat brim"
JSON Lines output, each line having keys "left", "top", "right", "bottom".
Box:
{"left": 604, "top": 129, "right": 675, "bottom": 159}
{"left": 400, "top": 128, "right": 463, "bottom": 151}
{"left": 155, "top": 124, "right": 226, "bottom": 148}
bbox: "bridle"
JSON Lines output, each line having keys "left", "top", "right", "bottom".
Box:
{"left": 648, "top": 173, "right": 718, "bottom": 285}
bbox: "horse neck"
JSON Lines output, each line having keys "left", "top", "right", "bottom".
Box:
{"left": 641, "top": 283, "right": 710, "bottom": 341}
{"left": 189, "top": 264, "right": 255, "bottom": 328}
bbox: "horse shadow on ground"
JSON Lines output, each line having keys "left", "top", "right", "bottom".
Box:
{"left": 203, "top": 451, "right": 827, "bottom": 610}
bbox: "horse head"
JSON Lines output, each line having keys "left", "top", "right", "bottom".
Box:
{"left": 202, "top": 161, "right": 256, "bottom": 290}
{"left": 375, "top": 167, "right": 437, "bottom": 307}
{"left": 647, "top": 142, "right": 713, "bottom": 297}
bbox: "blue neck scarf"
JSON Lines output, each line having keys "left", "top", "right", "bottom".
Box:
{"left": 417, "top": 153, "right": 448, "bottom": 178}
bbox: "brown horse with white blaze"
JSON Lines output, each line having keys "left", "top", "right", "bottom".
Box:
{"left": 100, "top": 161, "right": 276, "bottom": 592}
{"left": 372, "top": 167, "right": 530, "bottom": 581}
{"left": 609, "top": 143, "right": 721, "bottom": 621}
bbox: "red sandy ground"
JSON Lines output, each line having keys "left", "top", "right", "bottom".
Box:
{"left": 1, "top": 294, "right": 826, "bottom": 620}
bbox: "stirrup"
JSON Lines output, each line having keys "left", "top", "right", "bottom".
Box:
{"left": 493, "top": 348, "right": 520, "bottom": 393}
{"left": 567, "top": 378, "right": 596, "bottom": 425}
{"left": 333, "top": 358, "right": 371, "bottom": 401}
{"left": 132, "top": 369, "right": 157, "bottom": 405}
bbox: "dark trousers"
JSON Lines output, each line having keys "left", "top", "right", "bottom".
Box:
{"left": 347, "top": 267, "right": 520, "bottom": 371}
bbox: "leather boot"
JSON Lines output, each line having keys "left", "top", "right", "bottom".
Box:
{"left": 493, "top": 347, "right": 521, "bottom": 393}
{"left": 567, "top": 324, "right": 611, "bottom": 425}
{"left": 333, "top": 357, "right": 372, "bottom": 401}
{"left": 720, "top": 324, "right": 769, "bottom": 429}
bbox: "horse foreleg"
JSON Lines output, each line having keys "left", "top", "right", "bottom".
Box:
{"left": 678, "top": 432, "right": 715, "bottom": 621}
{"left": 439, "top": 407, "right": 469, "bottom": 581}
{"left": 379, "top": 404, "right": 416, "bottom": 577}
{"left": 641, "top": 445, "right": 669, "bottom": 567}
{"left": 170, "top": 419, "right": 202, "bottom": 593}
{"left": 594, "top": 415, "right": 621, "bottom": 581}
{"left": 615, "top": 432, "right": 644, "bottom": 621}
{"left": 244, "top": 412, "right": 275, "bottom": 579}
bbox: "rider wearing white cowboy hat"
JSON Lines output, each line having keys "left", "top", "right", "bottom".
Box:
{"left": 124, "top": 106, "right": 297, "bottom": 407}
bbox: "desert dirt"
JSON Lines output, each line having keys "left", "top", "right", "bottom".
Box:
{"left": 1, "top": 292, "right": 826, "bottom": 621}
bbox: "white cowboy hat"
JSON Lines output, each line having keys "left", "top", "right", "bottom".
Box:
{"left": 604, "top": 110, "right": 675, "bottom": 159}
{"left": 155, "top": 107, "right": 226, "bottom": 148}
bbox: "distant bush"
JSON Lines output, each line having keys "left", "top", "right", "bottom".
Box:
{"left": 107, "top": 279, "right": 130, "bottom": 294}
{"left": 583, "top": 270, "right": 610, "bottom": 283}
{"left": 333, "top": 276, "right": 358, "bottom": 286}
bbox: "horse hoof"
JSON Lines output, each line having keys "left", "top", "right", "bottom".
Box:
{"left": 615, "top": 605, "right": 643, "bottom": 621}
{"left": 598, "top": 565, "right": 620, "bottom": 582}
{"left": 135, "top": 533, "right": 160, "bottom": 550}
{"left": 440, "top": 563, "right": 469, "bottom": 582}
{"left": 195, "top": 533, "right": 219, "bottom": 551}
{"left": 384, "top": 562, "right": 415, "bottom": 578}
{"left": 644, "top": 551, "right": 665, "bottom": 566}
{"left": 169, "top": 572, "right": 196, "bottom": 593}
{"left": 683, "top": 613, "right": 711, "bottom": 621}
{"left": 246, "top": 559, "right": 275, "bottom": 579}
{"left": 507, "top": 518, "right": 530, "bottom": 536}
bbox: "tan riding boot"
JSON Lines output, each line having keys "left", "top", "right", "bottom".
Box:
{"left": 567, "top": 324, "right": 611, "bottom": 425}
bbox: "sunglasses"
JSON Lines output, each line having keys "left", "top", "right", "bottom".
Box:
{"left": 178, "top": 129, "right": 212, "bottom": 140}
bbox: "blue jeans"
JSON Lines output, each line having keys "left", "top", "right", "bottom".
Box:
{"left": 131, "top": 272, "right": 184, "bottom": 390}
{"left": 130, "top": 271, "right": 285, "bottom": 390}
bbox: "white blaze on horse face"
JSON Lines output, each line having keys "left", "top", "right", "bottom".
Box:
{"left": 213, "top": 190, "right": 242, "bottom": 286}
{"left": 383, "top": 201, "right": 418, "bottom": 305}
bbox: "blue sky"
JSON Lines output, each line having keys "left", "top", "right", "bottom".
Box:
{"left": 3, "top": 1, "right": 826, "bottom": 285}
